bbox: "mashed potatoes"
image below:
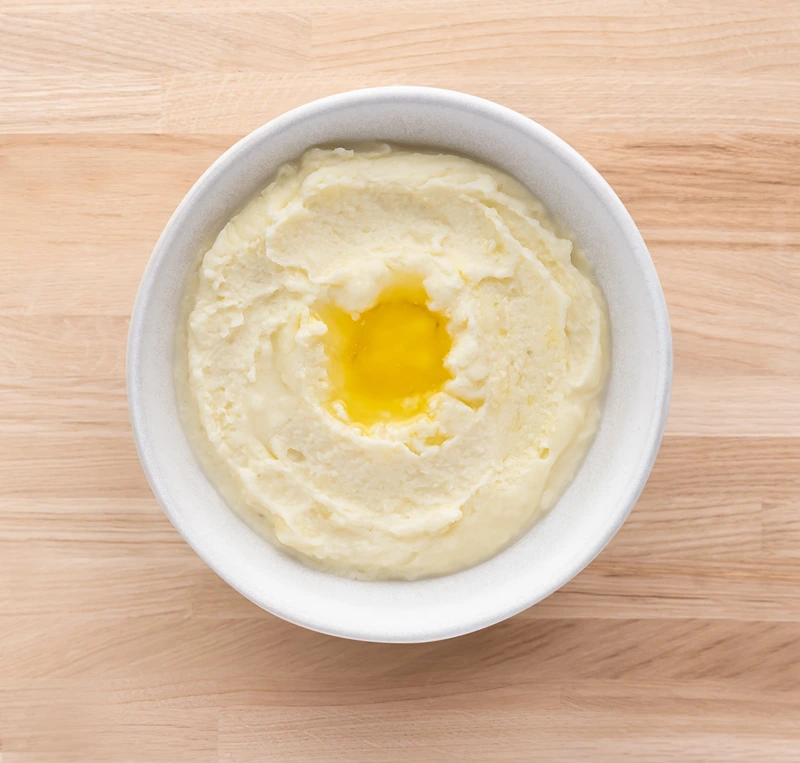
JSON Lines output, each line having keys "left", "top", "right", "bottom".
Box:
{"left": 180, "top": 145, "right": 607, "bottom": 580}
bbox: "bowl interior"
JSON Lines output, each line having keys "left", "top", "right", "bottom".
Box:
{"left": 128, "top": 87, "right": 671, "bottom": 642}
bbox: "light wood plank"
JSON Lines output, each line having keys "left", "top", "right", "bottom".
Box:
{"left": 0, "top": 11, "right": 310, "bottom": 74}
{"left": 5, "top": 72, "right": 799, "bottom": 135}
{"left": 311, "top": 8, "right": 800, "bottom": 76}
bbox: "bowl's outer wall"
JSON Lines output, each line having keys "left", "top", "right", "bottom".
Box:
{"left": 128, "top": 87, "right": 672, "bottom": 643}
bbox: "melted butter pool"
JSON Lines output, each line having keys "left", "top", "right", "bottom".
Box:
{"left": 322, "top": 281, "right": 452, "bottom": 426}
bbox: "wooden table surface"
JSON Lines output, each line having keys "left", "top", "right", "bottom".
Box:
{"left": 2, "top": 1, "right": 799, "bottom": 760}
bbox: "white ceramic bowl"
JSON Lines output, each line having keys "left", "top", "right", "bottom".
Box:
{"left": 128, "top": 86, "right": 671, "bottom": 643}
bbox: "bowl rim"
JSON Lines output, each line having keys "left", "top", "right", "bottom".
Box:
{"left": 127, "top": 85, "right": 672, "bottom": 642}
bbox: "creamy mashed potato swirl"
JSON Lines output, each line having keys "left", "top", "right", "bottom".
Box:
{"left": 183, "top": 145, "right": 606, "bottom": 580}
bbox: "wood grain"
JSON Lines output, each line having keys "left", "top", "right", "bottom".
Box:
{"left": 1, "top": 1, "right": 799, "bottom": 760}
